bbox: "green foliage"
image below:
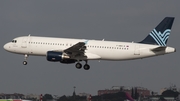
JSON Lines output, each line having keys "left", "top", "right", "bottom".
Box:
{"left": 134, "top": 87, "right": 139, "bottom": 100}
{"left": 57, "top": 95, "right": 86, "bottom": 101}
{"left": 159, "top": 96, "right": 166, "bottom": 101}
{"left": 131, "top": 87, "right": 134, "bottom": 99}
{"left": 43, "top": 94, "right": 53, "bottom": 101}
{"left": 57, "top": 92, "right": 127, "bottom": 101}
{"left": 57, "top": 95, "right": 68, "bottom": 101}
{"left": 92, "top": 92, "right": 126, "bottom": 101}
{"left": 162, "top": 90, "right": 179, "bottom": 98}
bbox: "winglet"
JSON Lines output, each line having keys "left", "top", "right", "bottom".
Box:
{"left": 84, "top": 40, "right": 89, "bottom": 45}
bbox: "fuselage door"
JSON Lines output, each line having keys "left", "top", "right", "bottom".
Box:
{"left": 134, "top": 45, "right": 140, "bottom": 55}
{"left": 21, "top": 37, "right": 28, "bottom": 48}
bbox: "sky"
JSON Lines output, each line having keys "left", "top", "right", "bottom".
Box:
{"left": 0, "top": 0, "right": 180, "bottom": 96}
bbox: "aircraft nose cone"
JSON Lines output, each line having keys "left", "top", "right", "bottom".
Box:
{"left": 3, "top": 43, "right": 9, "bottom": 51}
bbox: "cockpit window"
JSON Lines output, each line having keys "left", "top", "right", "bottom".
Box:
{"left": 12, "top": 40, "right": 17, "bottom": 43}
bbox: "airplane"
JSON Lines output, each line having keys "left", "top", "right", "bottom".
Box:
{"left": 3, "top": 17, "right": 176, "bottom": 70}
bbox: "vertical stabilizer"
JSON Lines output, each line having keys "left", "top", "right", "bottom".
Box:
{"left": 140, "top": 17, "right": 174, "bottom": 46}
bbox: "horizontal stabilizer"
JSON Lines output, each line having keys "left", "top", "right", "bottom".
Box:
{"left": 150, "top": 46, "right": 166, "bottom": 52}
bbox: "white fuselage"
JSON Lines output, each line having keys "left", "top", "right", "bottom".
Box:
{"left": 3, "top": 36, "right": 176, "bottom": 61}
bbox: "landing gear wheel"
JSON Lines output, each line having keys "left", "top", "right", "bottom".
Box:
{"left": 75, "top": 63, "right": 82, "bottom": 69}
{"left": 83, "top": 64, "right": 90, "bottom": 70}
{"left": 23, "top": 61, "right": 27, "bottom": 65}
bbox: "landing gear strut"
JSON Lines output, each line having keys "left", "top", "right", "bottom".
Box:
{"left": 23, "top": 54, "right": 28, "bottom": 65}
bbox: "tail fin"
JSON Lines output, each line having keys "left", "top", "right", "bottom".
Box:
{"left": 140, "top": 17, "right": 174, "bottom": 46}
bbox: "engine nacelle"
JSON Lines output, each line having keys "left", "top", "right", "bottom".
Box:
{"left": 60, "top": 59, "right": 76, "bottom": 64}
{"left": 46, "top": 51, "right": 63, "bottom": 62}
{"left": 46, "top": 51, "right": 76, "bottom": 64}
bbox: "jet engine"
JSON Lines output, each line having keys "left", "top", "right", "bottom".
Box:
{"left": 46, "top": 51, "right": 76, "bottom": 64}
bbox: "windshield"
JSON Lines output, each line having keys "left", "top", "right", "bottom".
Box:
{"left": 12, "top": 40, "right": 17, "bottom": 43}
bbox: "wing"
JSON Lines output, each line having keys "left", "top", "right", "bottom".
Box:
{"left": 52, "top": 41, "right": 101, "bottom": 60}
{"left": 64, "top": 42, "right": 86, "bottom": 54}
{"left": 63, "top": 42, "right": 87, "bottom": 59}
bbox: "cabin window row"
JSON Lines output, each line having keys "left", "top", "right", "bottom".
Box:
{"left": 87, "top": 45, "right": 128, "bottom": 50}
{"left": 28, "top": 42, "right": 129, "bottom": 50}
{"left": 29, "top": 42, "right": 66, "bottom": 46}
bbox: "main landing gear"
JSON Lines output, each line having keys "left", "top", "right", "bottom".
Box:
{"left": 75, "top": 60, "right": 90, "bottom": 70}
{"left": 23, "top": 54, "right": 28, "bottom": 65}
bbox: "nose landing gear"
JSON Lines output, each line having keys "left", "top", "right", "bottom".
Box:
{"left": 23, "top": 54, "right": 28, "bottom": 65}
{"left": 23, "top": 61, "right": 27, "bottom": 65}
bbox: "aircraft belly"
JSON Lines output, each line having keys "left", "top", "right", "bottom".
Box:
{"left": 27, "top": 45, "right": 49, "bottom": 56}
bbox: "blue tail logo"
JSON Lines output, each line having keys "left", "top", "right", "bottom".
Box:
{"left": 140, "top": 17, "right": 174, "bottom": 46}
{"left": 149, "top": 29, "right": 171, "bottom": 46}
